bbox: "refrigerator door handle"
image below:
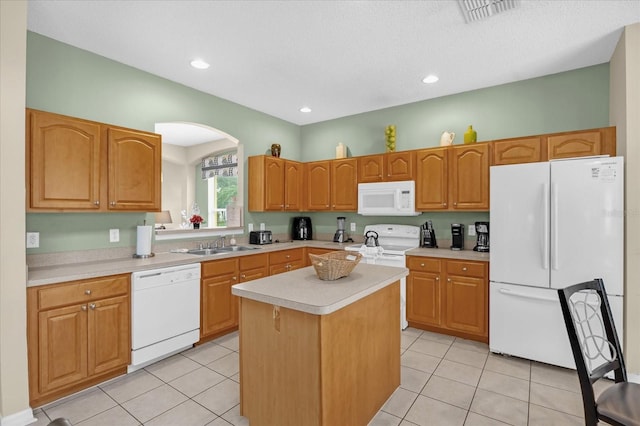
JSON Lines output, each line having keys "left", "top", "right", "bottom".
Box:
{"left": 542, "top": 183, "right": 549, "bottom": 270}
{"left": 551, "top": 182, "right": 559, "bottom": 271}
{"left": 498, "top": 287, "right": 557, "bottom": 303}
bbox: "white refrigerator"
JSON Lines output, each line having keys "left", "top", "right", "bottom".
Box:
{"left": 489, "top": 156, "right": 624, "bottom": 369}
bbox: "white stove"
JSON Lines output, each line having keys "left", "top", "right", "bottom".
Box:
{"left": 345, "top": 224, "right": 420, "bottom": 329}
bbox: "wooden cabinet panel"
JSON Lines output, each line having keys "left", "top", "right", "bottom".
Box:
{"left": 407, "top": 256, "right": 487, "bottom": 343}
{"left": 38, "top": 305, "right": 88, "bottom": 393}
{"left": 202, "top": 258, "right": 237, "bottom": 277}
{"left": 88, "top": 295, "right": 130, "bottom": 375}
{"left": 27, "top": 109, "right": 102, "bottom": 210}
{"left": 284, "top": 160, "right": 303, "bottom": 210}
{"left": 107, "top": 128, "right": 161, "bottom": 211}
{"left": 265, "top": 157, "right": 286, "bottom": 210}
{"left": 248, "top": 156, "right": 304, "bottom": 211}
{"left": 415, "top": 148, "right": 448, "bottom": 210}
{"left": 491, "top": 137, "right": 543, "bottom": 165}
{"left": 28, "top": 274, "right": 131, "bottom": 405}
{"left": 26, "top": 109, "right": 161, "bottom": 212}
{"left": 358, "top": 155, "right": 385, "bottom": 182}
{"left": 307, "top": 161, "right": 331, "bottom": 210}
{"left": 239, "top": 253, "right": 269, "bottom": 271}
{"left": 386, "top": 151, "right": 414, "bottom": 181}
{"left": 331, "top": 158, "right": 357, "bottom": 211}
{"left": 449, "top": 143, "right": 490, "bottom": 210}
{"left": 269, "top": 248, "right": 305, "bottom": 275}
{"left": 546, "top": 130, "right": 601, "bottom": 160}
{"left": 202, "top": 275, "right": 238, "bottom": 336}
{"left": 445, "top": 275, "right": 487, "bottom": 336}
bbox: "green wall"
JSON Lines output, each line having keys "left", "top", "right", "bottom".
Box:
{"left": 25, "top": 31, "right": 610, "bottom": 252}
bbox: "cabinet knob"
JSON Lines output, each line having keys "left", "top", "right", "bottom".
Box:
{"left": 241, "top": 274, "right": 246, "bottom": 279}
{"left": 280, "top": 204, "right": 284, "bottom": 208}
{"left": 326, "top": 204, "right": 329, "bottom": 207}
{"left": 85, "top": 289, "right": 92, "bottom": 295}
{"left": 285, "top": 255, "right": 290, "bottom": 259}
{"left": 94, "top": 201, "right": 100, "bottom": 206}
{"left": 443, "top": 203, "right": 447, "bottom": 207}
{"left": 436, "top": 277, "right": 439, "bottom": 281}
{"left": 285, "top": 204, "right": 289, "bottom": 208}
{"left": 81, "top": 305, "right": 88, "bottom": 311}
{"left": 110, "top": 201, "right": 116, "bottom": 206}
{"left": 233, "top": 276, "right": 237, "bottom": 281}
{"left": 89, "top": 303, "right": 96, "bottom": 310}
{"left": 420, "top": 263, "right": 425, "bottom": 267}
{"left": 447, "top": 278, "right": 451, "bottom": 282}
{"left": 453, "top": 202, "right": 457, "bottom": 206}
{"left": 462, "top": 267, "right": 467, "bottom": 271}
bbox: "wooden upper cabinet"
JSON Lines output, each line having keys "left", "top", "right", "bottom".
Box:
{"left": 331, "top": 158, "right": 358, "bottom": 211}
{"left": 284, "top": 160, "right": 303, "bottom": 211}
{"left": 248, "top": 156, "right": 303, "bottom": 212}
{"left": 546, "top": 128, "right": 616, "bottom": 160}
{"left": 449, "top": 143, "right": 490, "bottom": 210}
{"left": 386, "top": 151, "right": 415, "bottom": 181}
{"left": 491, "top": 137, "right": 543, "bottom": 165}
{"left": 358, "top": 154, "right": 385, "bottom": 182}
{"left": 107, "top": 128, "right": 161, "bottom": 211}
{"left": 307, "top": 160, "right": 331, "bottom": 210}
{"left": 415, "top": 148, "right": 448, "bottom": 210}
{"left": 27, "top": 109, "right": 102, "bottom": 210}
{"left": 26, "top": 109, "right": 162, "bottom": 212}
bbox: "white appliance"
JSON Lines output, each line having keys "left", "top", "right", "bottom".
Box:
{"left": 490, "top": 156, "right": 624, "bottom": 369}
{"left": 345, "top": 224, "right": 420, "bottom": 329}
{"left": 130, "top": 263, "right": 201, "bottom": 371}
{"left": 358, "top": 180, "right": 421, "bottom": 216}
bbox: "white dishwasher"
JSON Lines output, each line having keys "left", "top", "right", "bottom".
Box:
{"left": 130, "top": 263, "right": 200, "bottom": 371}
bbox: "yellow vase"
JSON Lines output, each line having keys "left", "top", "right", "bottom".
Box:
{"left": 464, "top": 125, "right": 477, "bottom": 144}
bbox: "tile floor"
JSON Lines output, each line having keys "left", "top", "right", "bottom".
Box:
{"left": 32, "top": 327, "right": 610, "bottom": 426}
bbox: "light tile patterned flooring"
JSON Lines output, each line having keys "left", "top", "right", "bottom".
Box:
{"left": 33, "top": 327, "right": 610, "bottom": 426}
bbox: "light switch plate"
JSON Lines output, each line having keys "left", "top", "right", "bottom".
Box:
{"left": 26, "top": 232, "right": 39, "bottom": 248}
{"left": 350, "top": 222, "right": 356, "bottom": 232}
{"left": 260, "top": 223, "right": 265, "bottom": 231}
{"left": 109, "top": 229, "right": 120, "bottom": 242}
{"left": 248, "top": 223, "right": 254, "bottom": 232}
{"left": 468, "top": 226, "right": 476, "bottom": 236}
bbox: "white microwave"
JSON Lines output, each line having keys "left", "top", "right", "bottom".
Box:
{"left": 357, "top": 180, "right": 421, "bottom": 216}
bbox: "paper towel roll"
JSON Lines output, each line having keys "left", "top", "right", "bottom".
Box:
{"left": 136, "top": 225, "right": 153, "bottom": 256}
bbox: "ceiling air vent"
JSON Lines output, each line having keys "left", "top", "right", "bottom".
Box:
{"left": 459, "top": 0, "right": 519, "bottom": 23}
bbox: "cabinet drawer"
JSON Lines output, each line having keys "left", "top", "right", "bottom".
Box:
{"left": 240, "top": 253, "right": 268, "bottom": 271}
{"left": 446, "top": 261, "right": 486, "bottom": 278}
{"left": 269, "top": 248, "right": 303, "bottom": 265}
{"left": 38, "top": 274, "right": 129, "bottom": 310}
{"left": 202, "top": 258, "right": 237, "bottom": 277}
{"left": 407, "top": 256, "right": 441, "bottom": 272}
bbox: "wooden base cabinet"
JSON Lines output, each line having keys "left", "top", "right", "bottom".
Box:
{"left": 27, "top": 275, "right": 130, "bottom": 406}
{"left": 200, "top": 254, "right": 269, "bottom": 341}
{"left": 269, "top": 248, "right": 304, "bottom": 275}
{"left": 26, "top": 109, "right": 161, "bottom": 212}
{"left": 407, "top": 256, "right": 488, "bottom": 343}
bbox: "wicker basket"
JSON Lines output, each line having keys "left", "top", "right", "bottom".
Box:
{"left": 309, "top": 251, "right": 363, "bottom": 281}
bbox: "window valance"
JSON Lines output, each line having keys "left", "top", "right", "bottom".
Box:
{"left": 201, "top": 151, "right": 238, "bottom": 179}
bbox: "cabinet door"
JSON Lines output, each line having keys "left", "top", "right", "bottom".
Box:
{"left": 415, "top": 148, "right": 448, "bottom": 210}
{"left": 269, "top": 260, "right": 305, "bottom": 276}
{"left": 38, "top": 305, "right": 88, "bottom": 393}
{"left": 88, "top": 295, "right": 130, "bottom": 375}
{"left": 386, "top": 151, "right": 415, "bottom": 181}
{"left": 331, "top": 158, "right": 357, "bottom": 211}
{"left": 407, "top": 271, "right": 442, "bottom": 326}
{"left": 491, "top": 137, "right": 543, "bottom": 165}
{"left": 307, "top": 161, "right": 331, "bottom": 210}
{"left": 28, "top": 110, "right": 102, "bottom": 210}
{"left": 445, "top": 275, "right": 487, "bottom": 336}
{"left": 107, "top": 128, "right": 161, "bottom": 211}
{"left": 358, "top": 155, "right": 385, "bottom": 182}
{"left": 449, "top": 144, "right": 489, "bottom": 210}
{"left": 201, "top": 273, "right": 238, "bottom": 337}
{"left": 264, "top": 157, "right": 285, "bottom": 210}
{"left": 546, "top": 130, "right": 601, "bottom": 160}
{"left": 284, "top": 160, "right": 303, "bottom": 211}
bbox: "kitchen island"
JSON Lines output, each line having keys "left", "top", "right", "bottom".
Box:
{"left": 232, "top": 263, "right": 408, "bottom": 426}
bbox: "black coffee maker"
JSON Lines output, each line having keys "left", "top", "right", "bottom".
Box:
{"left": 473, "top": 222, "right": 490, "bottom": 252}
{"left": 292, "top": 216, "right": 312, "bottom": 240}
{"left": 451, "top": 224, "right": 464, "bottom": 250}
{"left": 421, "top": 220, "right": 438, "bottom": 248}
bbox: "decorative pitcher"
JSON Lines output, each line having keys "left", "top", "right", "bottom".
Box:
{"left": 440, "top": 131, "right": 455, "bottom": 146}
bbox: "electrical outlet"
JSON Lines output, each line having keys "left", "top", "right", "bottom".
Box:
{"left": 260, "top": 223, "right": 265, "bottom": 231}
{"left": 350, "top": 222, "right": 356, "bottom": 232}
{"left": 26, "top": 232, "right": 39, "bottom": 248}
{"left": 109, "top": 228, "right": 120, "bottom": 242}
{"left": 468, "top": 226, "right": 476, "bottom": 236}
{"left": 248, "top": 223, "right": 254, "bottom": 232}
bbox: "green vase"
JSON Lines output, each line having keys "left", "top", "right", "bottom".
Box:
{"left": 464, "top": 125, "right": 477, "bottom": 144}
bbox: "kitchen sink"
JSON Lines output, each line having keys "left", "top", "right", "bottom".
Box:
{"left": 186, "top": 246, "right": 260, "bottom": 255}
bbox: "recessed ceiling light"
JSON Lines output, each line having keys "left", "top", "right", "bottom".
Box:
{"left": 422, "top": 75, "right": 439, "bottom": 84}
{"left": 300, "top": 106, "right": 312, "bottom": 113}
{"left": 190, "top": 59, "right": 210, "bottom": 70}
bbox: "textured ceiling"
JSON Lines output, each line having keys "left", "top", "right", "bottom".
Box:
{"left": 27, "top": 0, "right": 640, "bottom": 126}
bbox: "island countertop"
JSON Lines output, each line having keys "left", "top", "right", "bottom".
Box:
{"left": 231, "top": 263, "right": 408, "bottom": 315}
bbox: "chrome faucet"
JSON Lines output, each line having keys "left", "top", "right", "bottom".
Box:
{"left": 214, "top": 236, "right": 227, "bottom": 248}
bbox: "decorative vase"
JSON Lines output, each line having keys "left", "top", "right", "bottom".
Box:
{"left": 271, "top": 143, "right": 281, "bottom": 157}
{"left": 464, "top": 125, "right": 477, "bottom": 144}
{"left": 193, "top": 223, "right": 200, "bottom": 229}
{"left": 385, "top": 125, "right": 396, "bottom": 152}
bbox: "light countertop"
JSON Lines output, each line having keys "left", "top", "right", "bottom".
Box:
{"left": 232, "top": 263, "right": 408, "bottom": 315}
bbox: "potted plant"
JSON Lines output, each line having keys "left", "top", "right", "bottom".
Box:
{"left": 189, "top": 214, "right": 204, "bottom": 229}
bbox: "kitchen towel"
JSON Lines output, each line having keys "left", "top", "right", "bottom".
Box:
{"left": 136, "top": 225, "right": 153, "bottom": 256}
